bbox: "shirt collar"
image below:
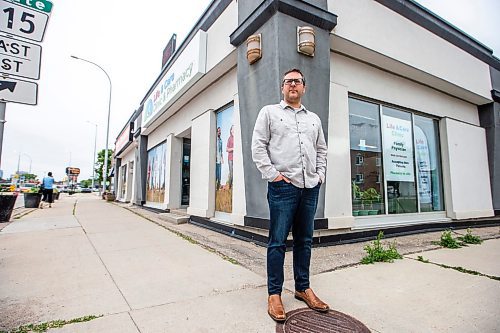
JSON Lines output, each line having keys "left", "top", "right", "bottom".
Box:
{"left": 280, "top": 100, "right": 307, "bottom": 113}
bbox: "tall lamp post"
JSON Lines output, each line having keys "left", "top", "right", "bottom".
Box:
{"left": 86, "top": 121, "right": 98, "bottom": 190}
{"left": 71, "top": 55, "right": 112, "bottom": 192}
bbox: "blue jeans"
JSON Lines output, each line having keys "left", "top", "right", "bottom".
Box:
{"left": 216, "top": 163, "right": 221, "bottom": 189}
{"left": 267, "top": 180, "right": 320, "bottom": 295}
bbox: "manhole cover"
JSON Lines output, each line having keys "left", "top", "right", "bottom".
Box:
{"left": 276, "top": 308, "right": 371, "bottom": 333}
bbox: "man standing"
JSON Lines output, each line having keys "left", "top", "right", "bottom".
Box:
{"left": 40, "top": 172, "right": 55, "bottom": 209}
{"left": 251, "top": 69, "right": 329, "bottom": 322}
{"left": 226, "top": 125, "right": 234, "bottom": 188}
{"left": 216, "top": 127, "right": 224, "bottom": 190}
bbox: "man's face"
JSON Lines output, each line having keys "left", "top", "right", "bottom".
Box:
{"left": 217, "top": 128, "right": 221, "bottom": 137}
{"left": 281, "top": 71, "right": 306, "bottom": 105}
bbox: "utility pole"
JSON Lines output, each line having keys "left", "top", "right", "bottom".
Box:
{"left": 0, "top": 103, "right": 5, "bottom": 171}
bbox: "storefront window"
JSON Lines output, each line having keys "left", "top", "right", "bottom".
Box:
{"left": 146, "top": 141, "right": 167, "bottom": 204}
{"left": 414, "top": 115, "right": 444, "bottom": 212}
{"left": 349, "top": 98, "right": 385, "bottom": 216}
{"left": 349, "top": 97, "right": 444, "bottom": 217}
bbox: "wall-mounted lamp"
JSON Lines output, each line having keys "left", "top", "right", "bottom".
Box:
{"left": 246, "top": 34, "right": 262, "bottom": 64}
{"left": 297, "top": 26, "right": 315, "bottom": 56}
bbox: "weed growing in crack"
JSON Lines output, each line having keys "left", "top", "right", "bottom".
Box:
{"left": 457, "top": 228, "right": 482, "bottom": 245}
{"left": 361, "top": 231, "right": 402, "bottom": 264}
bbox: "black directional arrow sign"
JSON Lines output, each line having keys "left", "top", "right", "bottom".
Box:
{"left": 0, "top": 81, "right": 17, "bottom": 92}
{"left": 0, "top": 78, "right": 38, "bottom": 105}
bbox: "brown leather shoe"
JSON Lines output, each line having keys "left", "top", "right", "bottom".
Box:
{"left": 295, "top": 288, "right": 330, "bottom": 312}
{"left": 268, "top": 294, "right": 286, "bottom": 322}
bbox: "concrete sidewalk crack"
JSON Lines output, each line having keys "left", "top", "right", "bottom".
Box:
{"left": 73, "top": 214, "right": 135, "bottom": 312}
{"left": 408, "top": 256, "right": 500, "bottom": 282}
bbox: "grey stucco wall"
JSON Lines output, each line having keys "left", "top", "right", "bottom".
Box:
{"left": 479, "top": 66, "right": 500, "bottom": 213}
{"left": 237, "top": 0, "right": 331, "bottom": 220}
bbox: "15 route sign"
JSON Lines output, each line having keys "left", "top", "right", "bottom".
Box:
{"left": 0, "top": 35, "right": 41, "bottom": 79}
{"left": 0, "top": 0, "right": 49, "bottom": 42}
{"left": 0, "top": 77, "right": 37, "bottom": 105}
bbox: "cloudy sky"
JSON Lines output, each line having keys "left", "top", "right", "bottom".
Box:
{"left": 1, "top": 0, "right": 499, "bottom": 182}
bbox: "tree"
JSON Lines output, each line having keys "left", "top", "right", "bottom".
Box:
{"left": 80, "top": 179, "right": 93, "bottom": 188}
{"left": 22, "top": 173, "right": 38, "bottom": 182}
{"left": 95, "top": 149, "right": 113, "bottom": 188}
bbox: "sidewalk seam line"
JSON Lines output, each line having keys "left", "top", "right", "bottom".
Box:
{"left": 73, "top": 212, "right": 135, "bottom": 313}
{"left": 406, "top": 255, "right": 500, "bottom": 281}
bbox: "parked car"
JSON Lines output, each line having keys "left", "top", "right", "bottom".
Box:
{"left": 19, "top": 183, "right": 38, "bottom": 193}
{"left": 81, "top": 188, "right": 92, "bottom": 193}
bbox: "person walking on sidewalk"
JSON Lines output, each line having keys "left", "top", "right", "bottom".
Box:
{"left": 40, "top": 172, "right": 55, "bottom": 209}
{"left": 251, "top": 68, "right": 329, "bottom": 322}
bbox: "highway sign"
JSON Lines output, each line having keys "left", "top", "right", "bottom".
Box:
{"left": 0, "top": 77, "right": 37, "bottom": 105}
{"left": 0, "top": 0, "right": 49, "bottom": 42}
{"left": 0, "top": 35, "right": 42, "bottom": 79}
{"left": 12, "top": 0, "right": 53, "bottom": 14}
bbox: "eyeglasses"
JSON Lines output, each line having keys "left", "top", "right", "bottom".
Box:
{"left": 283, "top": 78, "right": 304, "bottom": 86}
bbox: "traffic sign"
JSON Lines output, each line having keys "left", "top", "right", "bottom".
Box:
{"left": 11, "top": 0, "right": 53, "bottom": 14}
{"left": 0, "top": 77, "right": 37, "bottom": 105}
{"left": 0, "top": 0, "right": 49, "bottom": 42}
{"left": 0, "top": 35, "right": 42, "bottom": 79}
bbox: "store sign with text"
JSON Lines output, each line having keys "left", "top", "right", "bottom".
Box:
{"left": 115, "top": 122, "right": 134, "bottom": 154}
{"left": 382, "top": 115, "right": 414, "bottom": 182}
{"left": 142, "top": 30, "right": 207, "bottom": 127}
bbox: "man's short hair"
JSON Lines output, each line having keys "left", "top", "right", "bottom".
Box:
{"left": 282, "top": 68, "right": 306, "bottom": 86}
{"left": 48, "top": 172, "right": 52, "bottom": 176}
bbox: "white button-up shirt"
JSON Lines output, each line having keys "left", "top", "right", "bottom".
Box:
{"left": 251, "top": 100, "right": 327, "bottom": 188}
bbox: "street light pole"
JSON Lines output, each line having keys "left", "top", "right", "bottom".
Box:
{"left": 71, "top": 55, "right": 112, "bottom": 192}
{"left": 86, "top": 121, "right": 98, "bottom": 190}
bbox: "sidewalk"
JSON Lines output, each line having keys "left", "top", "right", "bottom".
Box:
{"left": 0, "top": 194, "right": 498, "bottom": 332}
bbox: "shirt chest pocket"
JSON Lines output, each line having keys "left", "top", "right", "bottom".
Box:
{"left": 270, "top": 118, "right": 295, "bottom": 137}
{"left": 302, "top": 120, "right": 319, "bottom": 139}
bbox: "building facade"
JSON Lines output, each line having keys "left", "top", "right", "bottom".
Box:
{"left": 114, "top": 0, "right": 500, "bottom": 235}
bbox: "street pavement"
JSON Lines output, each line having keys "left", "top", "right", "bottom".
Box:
{"left": 0, "top": 194, "right": 499, "bottom": 332}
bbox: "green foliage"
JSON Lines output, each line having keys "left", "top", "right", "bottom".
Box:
{"left": 22, "top": 173, "right": 38, "bottom": 181}
{"left": 361, "top": 187, "right": 380, "bottom": 201}
{"left": 0, "top": 183, "right": 15, "bottom": 192}
{"left": 4, "top": 315, "right": 102, "bottom": 333}
{"left": 361, "top": 231, "right": 403, "bottom": 264}
{"left": 457, "top": 228, "right": 482, "bottom": 245}
{"left": 352, "top": 182, "right": 362, "bottom": 199}
{"left": 80, "top": 179, "right": 93, "bottom": 188}
{"left": 26, "top": 186, "right": 41, "bottom": 193}
{"left": 95, "top": 149, "right": 113, "bottom": 185}
{"left": 417, "top": 255, "right": 429, "bottom": 263}
{"left": 439, "top": 230, "right": 462, "bottom": 248}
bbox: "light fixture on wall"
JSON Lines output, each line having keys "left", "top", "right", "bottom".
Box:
{"left": 297, "top": 26, "right": 315, "bottom": 56}
{"left": 246, "top": 34, "right": 262, "bottom": 64}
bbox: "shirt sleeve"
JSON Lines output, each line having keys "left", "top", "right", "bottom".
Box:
{"left": 316, "top": 118, "right": 328, "bottom": 183}
{"left": 251, "top": 107, "right": 280, "bottom": 181}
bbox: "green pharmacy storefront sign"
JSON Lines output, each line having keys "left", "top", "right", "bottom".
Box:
{"left": 12, "top": 0, "right": 53, "bottom": 13}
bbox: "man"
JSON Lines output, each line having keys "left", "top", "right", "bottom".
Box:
{"left": 251, "top": 69, "right": 329, "bottom": 322}
{"left": 216, "top": 127, "right": 224, "bottom": 190}
{"left": 40, "top": 172, "right": 55, "bottom": 209}
{"left": 226, "top": 125, "right": 234, "bottom": 188}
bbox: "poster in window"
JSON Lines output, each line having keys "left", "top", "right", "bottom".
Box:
{"left": 215, "top": 106, "right": 234, "bottom": 213}
{"left": 382, "top": 115, "right": 414, "bottom": 182}
{"left": 146, "top": 142, "right": 167, "bottom": 203}
{"left": 415, "top": 126, "right": 432, "bottom": 204}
